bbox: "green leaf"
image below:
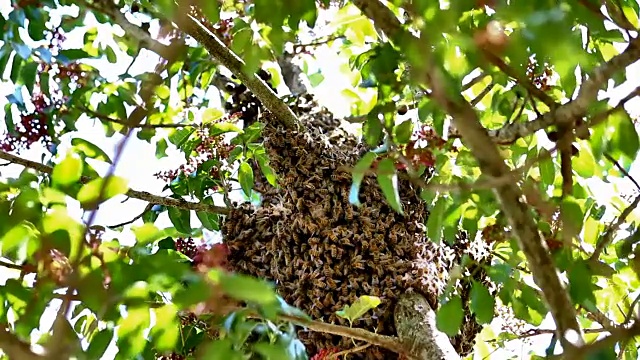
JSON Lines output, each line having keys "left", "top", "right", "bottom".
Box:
{"left": 201, "top": 339, "right": 244, "bottom": 360}
{"left": 393, "top": 120, "right": 413, "bottom": 144}
{"left": 538, "top": 156, "right": 555, "bottom": 185}
{"left": 363, "top": 114, "right": 383, "bottom": 146}
{"left": 335, "top": 295, "right": 381, "bottom": 324}
{"left": 253, "top": 342, "right": 289, "bottom": 360}
{"left": 168, "top": 128, "right": 195, "bottom": 147}
{"left": 202, "top": 108, "right": 224, "bottom": 124}
{"left": 436, "top": 295, "right": 464, "bottom": 336}
{"left": 10, "top": 55, "right": 23, "bottom": 83}
{"left": 52, "top": 154, "right": 83, "bottom": 186}
{"left": 238, "top": 162, "right": 254, "bottom": 197}
{"left": 155, "top": 138, "right": 168, "bottom": 159}
{"left": 77, "top": 176, "right": 129, "bottom": 209}
{"left": 104, "top": 45, "right": 117, "bottom": 63}
{"left": 71, "top": 138, "right": 113, "bottom": 164}
{"left": 568, "top": 259, "right": 596, "bottom": 304}
{"left": 131, "top": 223, "right": 162, "bottom": 245}
{"left": 256, "top": 154, "right": 277, "bottom": 187}
{"left": 470, "top": 281, "right": 495, "bottom": 324}
{"left": 212, "top": 271, "right": 278, "bottom": 306}
{"left": 561, "top": 196, "right": 584, "bottom": 233}
{"left": 197, "top": 211, "right": 219, "bottom": 231}
{"left": 211, "top": 122, "right": 243, "bottom": 136}
{"left": 167, "top": 207, "right": 192, "bottom": 234}
{"left": 376, "top": 158, "right": 403, "bottom": 214}
{"left": 19, "top": 61, "right": 37, "bottom": 95}
{"left": 349, "top": 152, "right": 377, "bottom": 206}
{"left": 58, "top": 48, "right": 91, "bottom": 61}
{"left": 609, "top": 111, "right": 639, "bottom": 160}
{"left": 86, "top": 328, "right": 113, "bottom": 359}
{"left": 573, "top": 145, "right": 597, "bottom": 178}
{"left": 150, "top": 304, "right": 179, "bottom": 351}
{"left": 308, "top": 72, "right": 325, "bottom": 87}
{"left": 427, "top": 197, "right": 446, "bottom": 244}
{"left": 1, "top": 222, "right": 37, "bottom": 255}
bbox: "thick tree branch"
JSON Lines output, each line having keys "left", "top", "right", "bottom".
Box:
{"left": 0, "top": 327, "right": 44, "bottom": 360}
{"left": 394, "top": 293, "right": 461, "bottom": 360}
{"left": 172, "top": 10, "right": 301, "bottom": 130}
{"left": 352, "top": 0, "right": 583, "bottom": 350}
{"left": 0, "top": 150, "right": 229, "bottom": 216}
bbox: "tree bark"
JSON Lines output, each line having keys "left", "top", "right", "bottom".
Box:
{"left": 394, "top": 293, "right": 461, "bottom": 360}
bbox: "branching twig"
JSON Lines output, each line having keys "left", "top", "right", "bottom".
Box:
{"left": 278, "top": 313, "right": 412, "bottom": 358}
{"left": 590, "top": 194, "right": 640, "bottom": 261}
{"left": 604, "top": 152, "right": 640, "bottom": 192}
{"left": 0, "top": 150, "right": 230, "bottom": 216}
{"left": 107, "top": 203, "right": 154, "bottom": 228}
{"left": 81, "top": 106, "right": 199, "bottom": 129}
{"left": 0, "top": 259, "right": 26, "bottom": 271}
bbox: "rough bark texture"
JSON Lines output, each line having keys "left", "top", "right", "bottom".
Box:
{"left": 395, "top": 293, "right": 461, "bottom": 360}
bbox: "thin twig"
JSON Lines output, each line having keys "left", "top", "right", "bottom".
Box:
{"left": 327, "top": 343, "right": 371, "bottom": 359}
{"left": 0, "top": 259, "right": 26, "bottom": 271}
{"left": 107, "top": 203, "right": 154, "bottom": 228}
{"left": 604, "top": 152, "right": 640, "bottom": 191}
{"left": 590, "top": 194, "right": 640, "bottom": 261}
{"left": 0, "top": 150, "right": 229, "bottom": 216}
{"left": 81, "top": 106, "right": 199, "bottom": 129}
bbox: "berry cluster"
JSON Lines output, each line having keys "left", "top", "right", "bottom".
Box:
{"left": 175, "top": 237, "right": 230, "bottom": 270}
{"left": 12, "top": 0, "right": 42, "bottom": 8}
{"left": 394, "top": 125, "right": 457, "bottom": 171}
{"left": 526, "top": 58, "right": 554, "bottom": 92}
{"left": 0, "top": 93, "right": 54, "bottom": 152}
{"left": 1, "top": 25, "right": 89, "bottom": 154}
{"left": 45, "top": 26, "right": 66, "bottom": 53}
{"left": 175, "top": 237, "right": 200, "bottom": 259}
{"left": 211, "top": 18, "right": 234, "bottom": 47}
{"left": 310, "top": 348, "right": 339, "bottom": 360}
{"left": 154, "top": 120, "right": 236, "bottom": 184}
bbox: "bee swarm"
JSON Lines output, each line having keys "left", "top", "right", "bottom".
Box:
{"left": 221, "top": 95, "right": 491, "bottom": 358}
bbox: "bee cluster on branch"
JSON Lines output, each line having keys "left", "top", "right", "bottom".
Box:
{"left": 220, "top": 89, "right": 494, "bottom": 358}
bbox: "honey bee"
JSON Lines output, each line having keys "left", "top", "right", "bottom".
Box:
{"left": 383, "top": 288, "right": 395, "bottom": 299}
{"left": 348, "top": 278, "right": 360, "bottom": 290}
{"left": 312, "top": 297, "right": 324, "bottom": 310}
{"left": 328, "top": 245, "right": 339, "bottom": 258}
{"left": 326, "top": 277, "right": 338, "bottom": 290}
{"left": 361, "top": 240, "right": 369, "bottom": 252}
{"left": 323, "top": 293, "right": 334, "bottom": 307}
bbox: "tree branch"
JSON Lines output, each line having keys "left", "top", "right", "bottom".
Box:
{"left": 352, "top": 0, "right": 583, "bottom": 350}
{"left": 589, "top": 194, "right": 640, "bottom": 262}
{"left": 0, "top": 150, "right": 229, "bottom": 216}
{"left": 172, "top": 8, "right": 301, "bottom": 130}
{"left": 0, "top": 326, "right": 44, "bottom": 360}
{"left": 394, "top": 293, "right": 461, "bottom": 360}
{"left": 278, "top": 313, "right": 414, "bottom": 359}
{"left": 75, "top": 0, "right": 175, "bottom": 61}
{"left": 80, "top": 106, "right": 199, "bottom": 129}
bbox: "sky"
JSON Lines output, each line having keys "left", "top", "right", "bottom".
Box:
{"left": 0, "top": 2, "right": 639, "bottom": 360}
